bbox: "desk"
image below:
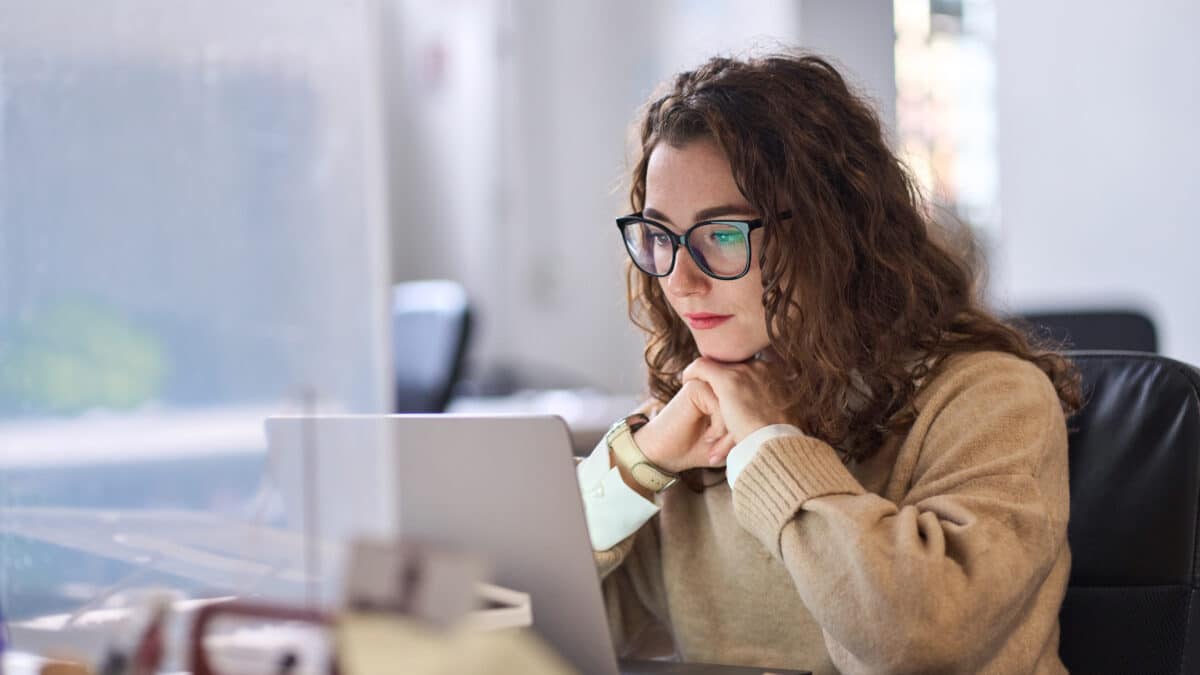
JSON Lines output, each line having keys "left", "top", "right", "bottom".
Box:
{"left": 620, "top": 659, "right": 810, "bottom": 674}
{"left": 1, "top": 650, "right": 813, "bottom": 675}
{"left": 0, "top": 397, "right": 816, "bottom": 675}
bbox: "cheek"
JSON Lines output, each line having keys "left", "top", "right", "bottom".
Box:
{"left": 735, "top": 279, "right": 769, "bottom": 335}
{"left": 733, "top": 276, "right": 765, "bottom": 312}
{"left": 656, "top": 279, "right": 688, "bottom": 319}
{"left": 655, "top": 278, "right": 674, "bottom": 308}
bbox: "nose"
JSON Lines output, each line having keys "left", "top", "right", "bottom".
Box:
{"left": 663, "top": 245, "right": 710, "bottom": 297}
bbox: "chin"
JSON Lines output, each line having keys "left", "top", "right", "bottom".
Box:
{"left": 696, "top": 342, "right": 761, "bottom": 364}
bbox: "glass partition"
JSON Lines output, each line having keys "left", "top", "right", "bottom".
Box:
{"left": 0, "top": 0, "right": 392, "bottom": 659}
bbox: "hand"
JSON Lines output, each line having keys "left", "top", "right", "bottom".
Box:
{"left": 681, "top": 356, "right": 790, "bottom": 443}
{"left": 631, "top": 379, "right": 737, "bottom": 473}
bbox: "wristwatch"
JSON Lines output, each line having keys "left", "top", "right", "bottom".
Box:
{"left": 605, "top": 413, "right": 679, "bottom": 493}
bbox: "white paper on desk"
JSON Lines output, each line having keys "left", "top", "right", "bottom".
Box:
{"left": 204, "top": 623, "right": 332, "bottom": 675}
{"left": 459, "top": 583, "right": 532, "bottom": 632}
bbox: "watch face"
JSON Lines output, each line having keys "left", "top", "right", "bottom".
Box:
{"left": 607, "top": 417, "right": 636, "bottom": 442}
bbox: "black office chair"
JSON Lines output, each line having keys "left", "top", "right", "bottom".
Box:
{"left": 1059, "top": 351, "right": 1200, "bottom": 673}
{"left": 1018, "top": 309, "right": 1159, "bottom": 353}
{"left": 391, "top": 279, "right": 471, "bottom": 413}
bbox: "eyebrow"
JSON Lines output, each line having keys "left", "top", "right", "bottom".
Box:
{"left": 643, "top": 203, "right": 758, "bottom": 225}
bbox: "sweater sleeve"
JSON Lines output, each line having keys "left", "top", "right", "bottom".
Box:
{"left": 731, "top": 356, "right": 1071, "bottom": 673}
{"left": 596, "top": 522, "right": 673, "bottom": 657}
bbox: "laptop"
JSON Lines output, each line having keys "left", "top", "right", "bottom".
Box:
{"left": 265, "top": 414, "right": 809, "bottom": 675}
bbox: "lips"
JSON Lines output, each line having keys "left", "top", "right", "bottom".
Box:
{"left": 684, "top": 313, "right": 733, "bottom": 329}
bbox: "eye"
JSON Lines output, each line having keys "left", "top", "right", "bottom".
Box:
{"left": 708, "top": 229, "right": 746, "bottom": 246}
{"left": 650, "top": 232, "right": 673, "bottom": 248}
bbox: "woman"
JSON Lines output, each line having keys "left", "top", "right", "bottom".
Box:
{"left": 575, "top": 52, "right": 1080, "bottom": 674}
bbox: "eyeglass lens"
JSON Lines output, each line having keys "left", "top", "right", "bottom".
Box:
{"left": 622, "top": 220, "right": 749, "bottom": 278}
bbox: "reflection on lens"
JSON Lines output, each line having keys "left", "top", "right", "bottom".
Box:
{"left": 691, "top": 223, "right": 748, "bottom": 277}
{"left": 622, "top": 220, "right": 675, "bottom": 276}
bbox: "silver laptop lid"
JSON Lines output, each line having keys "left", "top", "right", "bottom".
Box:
{"left": 265, "top": 414, "right": 620, "bottom": 675}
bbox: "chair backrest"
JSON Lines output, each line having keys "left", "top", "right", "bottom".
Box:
{"left": 1059, "top": 351, "right": 1200, "bottom": 673}
{"left": 391, "top": 280, "right": 471, "bottom": 413}
{"left": 1020, "top": 309, "right": 1159, "bottom": 352}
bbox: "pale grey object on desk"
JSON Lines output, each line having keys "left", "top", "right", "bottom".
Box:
{"left": 264, "top": 414, "right": 813, "bottom": 675}
{"left": 342, "top": 538, "right": 486, "bottom": 628}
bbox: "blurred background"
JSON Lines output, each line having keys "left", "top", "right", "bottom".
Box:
{"left": 0, "top": 0, "right": 1196, "bottom": 662}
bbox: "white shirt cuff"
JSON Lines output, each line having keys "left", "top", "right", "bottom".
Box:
{"left": 725, "top": 424, "right": 805, "bottom": 488}
{"left": 576, "top": 439, "right": 660, "bottom": 551}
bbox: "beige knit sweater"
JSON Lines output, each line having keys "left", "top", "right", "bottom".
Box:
{"left": 596, "top": 351, "right": 1071, "bottom": 674}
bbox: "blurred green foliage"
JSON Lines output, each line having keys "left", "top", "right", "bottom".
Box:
{"left": 0, "top": 298, "right": 166, "bottom": 414}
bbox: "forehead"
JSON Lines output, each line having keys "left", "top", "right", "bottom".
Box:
{"left": 644, "top": 139, "right": 746, "bottom": 211}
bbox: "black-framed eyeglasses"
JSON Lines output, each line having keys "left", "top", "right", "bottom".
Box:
{"left": 616, "top": 213, "right": 780, "bottom": 281}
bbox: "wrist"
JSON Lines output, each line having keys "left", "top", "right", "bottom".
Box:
{"left": 630, "top": 426, "right": 663, "bottom": 469}
{"left": 606, "top": 414, "right": 679, "bottom": 494}
{"left": 611, "top": 447, "right": 655, "bottom": 501}
{"left": 631, "top": 425, "right": 686, "bottom": 476}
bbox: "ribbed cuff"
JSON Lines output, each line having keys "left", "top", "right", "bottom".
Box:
{"left": 726, "top": 424, "right": 805, "bottom": 488}
{"left": 732, "top": 435, "right": 865, "bottom": 557}
{"left": 593, "top": 533, "right": 639, "bottom": 580}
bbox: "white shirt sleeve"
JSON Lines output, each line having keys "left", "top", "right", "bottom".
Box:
{"left": 576, "top": 438, "right": 660, "bottom": 551}
{"left": 725, "top": 423, "right": 806, "bottom": 488}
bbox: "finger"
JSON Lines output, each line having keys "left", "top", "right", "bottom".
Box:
{"left": 707, "top": 433, "right": 737, "bottom": 466}
{"left": 703, "top": 409, "right": 727, "bottom": 443}
{"left": 686, "top": 378, "right": 721, "bottom": 417}
{"left": 681, "top": 355, "right": 715, "bottom": 381}
{"left": 689, "top": 382, "right": 729, "bottom": 441}
{"left": 684, "top": 357, "right": 748, "bottom": 396}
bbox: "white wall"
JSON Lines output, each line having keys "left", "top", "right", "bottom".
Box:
{"left": 994, "top": 1, "right": 1200, "bottom": 365}
{"left": 386, "top": 1, "right": 897, "bottom": 395}
{"left": 494, "top": 1, "right": 658, "bottom": 393}
{"left": 384, "top": 0, "right": 658, "bottom": 394}
{"left": 799, "top": 0, "right": 897, "bottom": 138}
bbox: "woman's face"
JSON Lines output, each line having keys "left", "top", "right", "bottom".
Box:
{"left": 643, "top": 138, "right": 771, "bottom": 363}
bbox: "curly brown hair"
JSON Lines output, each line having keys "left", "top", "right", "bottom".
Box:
{"left": 625, "top": 52, "right": 1081, "bottom": 468}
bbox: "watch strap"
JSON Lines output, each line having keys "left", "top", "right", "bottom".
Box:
{"left": 606, "top": 413, "right": 678, "bottom": 493}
